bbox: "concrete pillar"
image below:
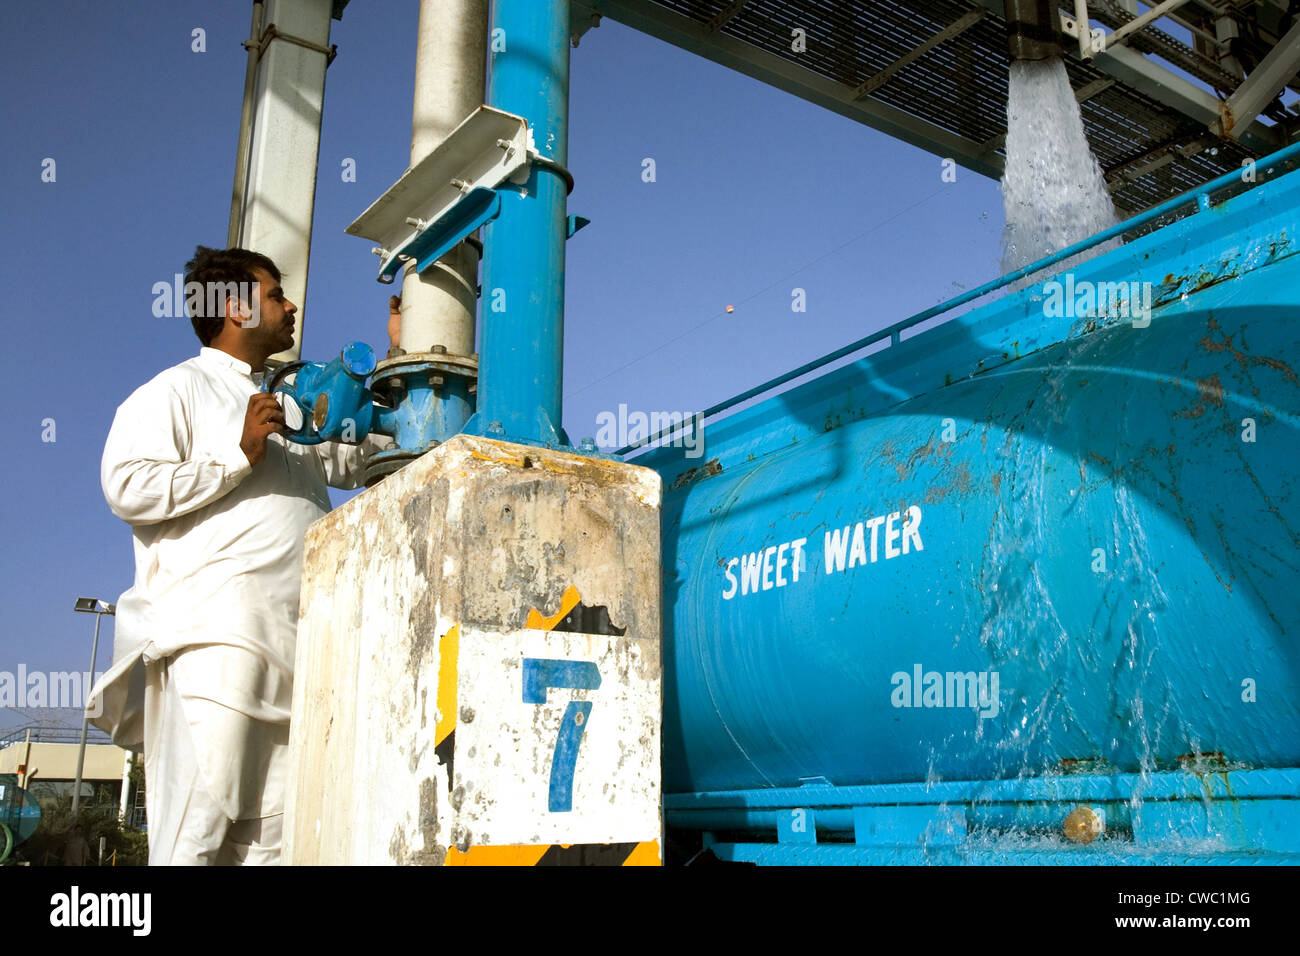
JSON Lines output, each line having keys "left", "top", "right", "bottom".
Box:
{"left": 284, "top": 436, "right": 663, "bottom": 865}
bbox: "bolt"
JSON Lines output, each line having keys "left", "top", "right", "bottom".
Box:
{"left": 579, "top": 436, "right": 597, "bottom": 452}
{"left": 430, "top": 344, "right": 447, "bottom": 354}
{"left": 487, "top": 421, "right": 504, "bottom": 435}
{"left": 1063, "top": 806, "right": 1103, "bottom": 844}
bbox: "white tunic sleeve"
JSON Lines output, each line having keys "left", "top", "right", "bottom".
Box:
{"left": 101, "top": 378, "right": 252, "bottom": 526}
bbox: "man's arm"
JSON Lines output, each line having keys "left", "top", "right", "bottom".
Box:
{"left": 101, "top": 382, "right": 283, "bottom": 526}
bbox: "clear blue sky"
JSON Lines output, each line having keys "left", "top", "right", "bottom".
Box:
{"left": 0, "top": 0, "right": 1003, "bottom": 678}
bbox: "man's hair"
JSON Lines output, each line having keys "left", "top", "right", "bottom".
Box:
{"left": 183, "top": 245, "right": 281, "bottom": 346}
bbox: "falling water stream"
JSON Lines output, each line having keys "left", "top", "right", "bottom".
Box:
{"left": 1001, "top": 57, "right": 1120, "bottom": 275}
{"left": 929, "top": 57, "right": 1188, "bottom": 857}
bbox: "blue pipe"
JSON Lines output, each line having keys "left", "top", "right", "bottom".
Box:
{"left": 463, "top": 0, "right": 571, "bottom": 447}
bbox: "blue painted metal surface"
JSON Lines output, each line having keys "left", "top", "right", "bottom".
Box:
{"left": 369, "top": 355, "right": 477, "bottom": 454}
{"left": 462, "top": 0, "right": 572, "bottom": 448}
{"left": 270, "top": 340, "right": 481, "bottom": 456}
{"left": 669, "top": 767, "right": 1300, "bottom": 861}
{"left": 376, "top": 188, "right": 503, "bottom": 284}
{"left": 639, "top": 146, "right": 1300, "bottom": 863}
{"left": 0, "top": 774, "right": 41, "bottom": 856}
{"left": 266, "top": 342, "right": 379, "bottom": 445}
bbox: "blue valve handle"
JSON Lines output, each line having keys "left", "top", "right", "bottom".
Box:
{"left": 263, "top": 360, "right": 327, "bottom": 445}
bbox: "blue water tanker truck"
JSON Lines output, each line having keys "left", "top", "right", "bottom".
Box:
{"left": 637, "top": 141, "right": 1300, "bottom": 866}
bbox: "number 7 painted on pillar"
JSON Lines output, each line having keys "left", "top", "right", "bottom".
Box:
{"left": 522, "top": 658, "right": 601, "bottom": 812}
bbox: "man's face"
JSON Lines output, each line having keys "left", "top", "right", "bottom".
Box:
{"left": 233, "top": 266, "right": 296, "bottom": 353}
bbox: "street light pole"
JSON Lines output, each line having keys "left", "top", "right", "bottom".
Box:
{"left": 72, "top": 598, "right": 114, "bottom": 818}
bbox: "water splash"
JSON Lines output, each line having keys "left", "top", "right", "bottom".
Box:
{"left": 1001, "top": 58, "right": 1119, "bottom": 276}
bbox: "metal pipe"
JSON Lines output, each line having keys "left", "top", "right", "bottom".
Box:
{"left": 228, "top": 1, "right": 264, "bottom": 248}
{"left": 119, "top": 751, "right": 133, "bottom": 823}
{"left": 71, "top": 612, "right": 103, "bottom": 817}
{"left": 399, "top": 0, "right": 487, "bottom": 361}
{"left": 1074, "top": 0, "right": 1093, "bottom": 58}
{"left": 1003, "top": 0, "right": 1064, "bottom": 61}
{"left": 19, "top": 730, "right": 30, "bottom": 789}
{"left": 472, "top": 0, "right": 572, "bottom": 446}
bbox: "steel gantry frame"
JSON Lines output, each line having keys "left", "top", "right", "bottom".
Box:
{"left": 571, "top": 0, "right": 1300, "bottom": 213}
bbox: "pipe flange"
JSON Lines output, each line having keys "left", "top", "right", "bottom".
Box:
{"left": 373, "top": 351, "right": 478, "bottom": 379}
{"left": 370, "top": 351, "right": 478, "bottom": 402}
{"left": 363, "top": 445, "right": 440, "bottom": 486}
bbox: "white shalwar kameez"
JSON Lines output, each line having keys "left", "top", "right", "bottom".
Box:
{"left": 89, "top": 347, "right": 383, "bottom": 865}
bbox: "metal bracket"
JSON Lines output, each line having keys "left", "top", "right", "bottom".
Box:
{"left": 1060, "top": 10, "right": 1105, "bottom": 60}
{"left": 348, "top": 106, "right": 532, "bottom": 282}
{"left": 245, "top": 22, "right": 338, "bottom": 67}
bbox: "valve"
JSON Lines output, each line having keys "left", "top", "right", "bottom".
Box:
{"left": 263, "top": 341, "right": 379, "bottom": 445}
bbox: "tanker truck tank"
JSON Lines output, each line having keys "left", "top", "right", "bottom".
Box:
{"left": 638, "top": 144, "right": 1300, "bottom": 865}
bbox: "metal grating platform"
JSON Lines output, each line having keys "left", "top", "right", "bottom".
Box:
{"left": 575, "top": 0, "right": 1300, "bottom": 214}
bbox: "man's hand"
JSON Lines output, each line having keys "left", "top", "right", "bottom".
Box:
{"left": 240, "top": 393, "right": 286, "bottom": 466}
{"left": 388, "top": 295, "right": 402, "bottom": 352}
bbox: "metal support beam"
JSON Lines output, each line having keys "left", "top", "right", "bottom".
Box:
{"left": 1098, "top": 41, "right": 1280, "bottom": 151}
{"left": 706, "top": 0, "right": 750, "bottom": 33}
{"left": 575, "top": 0, "right": 1004, "bottom": 178}
{"left": 232, "top": 0, "right": 336, "bottom": 364}
{"left": 1104, "top": 0, "right": 1192, "bottom": 50}
{"left": 970, "top": 0, "right": 1281, "bottom": 152}
{"left": 1105, "top": 132, "right": 1211, "bottom": 191}
{"left": 1073, "top": 0, "right": 1095, "bottom": 59}
{"left": 572, "top": 7, "right": 601, "bottom": 45}
{"left": 1212, "top": 17, "right": 1300, "bottom": 139}
{"left": 854, "top": 9, "right": 987, "bottom": 99}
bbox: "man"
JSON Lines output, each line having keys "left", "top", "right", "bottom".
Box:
{"left": 62, "top": 824, "right": 91, "bottom": 867}
{"left": 89, "top": 246, "right": 395, "bottom": 865}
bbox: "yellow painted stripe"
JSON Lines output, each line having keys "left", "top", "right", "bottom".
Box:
{"left": 445, "top": 844, "right": 550, "bottom": 867}
{"left": 524, "top": 585, "right": 582, "bottom": 631}
{"left": 435, "top": 624, "right": 459, "bottom": 745}
{"left": 621, "top": 840, "right": 662, "bottom": 867}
